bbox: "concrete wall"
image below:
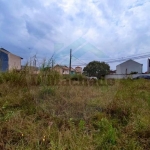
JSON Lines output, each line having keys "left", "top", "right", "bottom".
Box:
{"left": 116, "top": 60, "right": 142, "bottom": 74}
{"left": 105, "top": 74, "right": 150, "bottom": 79}
{"left": 0, "top": 51, "right": 8, "bottom": 71}
{"left": 8, "top": 53, "right": 21, "bottom": 70}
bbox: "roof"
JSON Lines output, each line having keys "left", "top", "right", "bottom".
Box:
{"left": 117, "top": 59, "right": 142, "bottom": 66}
{"left": 0, "top": 48, "right": 23, "bottom": 59}
{"left": 54, "top": 64, "right": 75, "bottom": 71}
{"left": 75, "top": 66, "right": 82, "bottom": 72}
{"left": 62, "top": 66, "right": 69, "bottom": 70}
{"left": 0, "top": 48, "right": 10, "bottom": 53}
{"left": 75, "top": 66, "right": 82, "bottom": 68}
{"left": 54, "top": 64, "right": 69, "bottom": 70}
{"left": 71, "top": 67, "right": 75, "bottom": 71}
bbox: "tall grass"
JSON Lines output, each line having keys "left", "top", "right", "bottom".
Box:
{"left": 0, "top": 68, "right": 150, "bottom": 149}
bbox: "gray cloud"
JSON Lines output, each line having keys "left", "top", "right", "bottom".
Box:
{"left": 0, "top": 0, "right": 150, "bottom": 71}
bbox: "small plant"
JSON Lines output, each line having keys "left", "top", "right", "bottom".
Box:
{"left": 78, "top": 120, "right": 85, "bottom": 130}
{"left": 39, "top": 86, "right": 56, "bottom": 99}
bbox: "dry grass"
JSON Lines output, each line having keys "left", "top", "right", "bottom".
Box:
{"left": 0, "top": 70, "right": 150, "bottom": 149}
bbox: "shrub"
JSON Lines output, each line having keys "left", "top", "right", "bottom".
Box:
{"left": 71, "top": 74, "right": 85, "bottom": 81}
{"left": 39, "top": 86, "right": 56, "bottom": 99}
{"left": 130, "top": 71, "right": 138, "bottom": 74}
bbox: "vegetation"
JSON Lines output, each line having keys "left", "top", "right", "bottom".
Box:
{"left": 83, "top": 61, "right": 110, "bottom": 78}
{"left": 130, "top": 71, "right": 138, "bottom": 74}
{"left": 0, "top": 69, "right": 150, "bottom": 149}
{"left": 70, "top": 74, "right": 86, "bottom": 81}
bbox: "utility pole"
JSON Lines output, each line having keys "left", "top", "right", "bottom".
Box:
{"left": 34, "top": 55, "right": 36, "bottom": 68}
{"left": 69, "top": 49, "right": 72, "bottom": 75}
{"left": 148, "top": 58, "right": 150, "bottom": 73}
{"left": 52, "top": 59, "right": 54, "bottom": 69}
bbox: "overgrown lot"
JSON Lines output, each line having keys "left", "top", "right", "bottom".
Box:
{"left": 0, "top": 70, "right": 150, "bottom": 149}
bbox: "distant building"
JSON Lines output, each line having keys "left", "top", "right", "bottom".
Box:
{"left": 53, "top": 64, "right": 75, "bottom": 75}
{"left": 53, "top": 65, "right": 69, "bottom": 74}
{"left": 116, "top": 59, "right": 143, "bottom": 74}
{"left": 70, "top": 68, "right": 75, "bottom": 75}
{"left": 21, "top": 66, "right": 40, "bottom": 74}
{"left": 109, "top": 70, "right": 116, "bottom": 74}
{"left": 75, "top": 66, "right": 82, "bottom": 74}
{"left": 0, "top": 48, "right": 23, "bottom": 72}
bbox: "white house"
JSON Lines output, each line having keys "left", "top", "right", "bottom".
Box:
{"left": 116, "top": 59, "right": 143, "bottom": 74}
{"left": 0, "top": 48, "right": 23, "bottom": 72}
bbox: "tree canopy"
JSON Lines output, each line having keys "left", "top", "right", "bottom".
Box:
{"left": 83, "top": 61, "right": 110, "bottom": 78}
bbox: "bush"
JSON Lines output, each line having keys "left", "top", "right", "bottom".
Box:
{"left": 130, "top": 71, "right": 138, "bottom": 74}
{"left": 39, "top": 86, "right": 56, "bottom": 99}
{"left": 71, "top": 74, "right": 85, "bottom": 81}
{"left": 0, "top": 70, "right": 27, "bottom": 86}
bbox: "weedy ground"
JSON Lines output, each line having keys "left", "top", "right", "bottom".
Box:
{"left": 0, "top": 70, "right": 150, "bottom": 150}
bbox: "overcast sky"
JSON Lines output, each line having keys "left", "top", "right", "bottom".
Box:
{"left": 0, "top": 0, "right": 150, "bottom": 71}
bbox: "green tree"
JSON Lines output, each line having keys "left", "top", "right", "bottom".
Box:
{"left": 83, "top": 61, "right": 110, "bottom": 78}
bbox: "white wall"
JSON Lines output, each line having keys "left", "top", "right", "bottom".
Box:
{"left": 116, "top": 60, "right": 142, "bottom": 74}
{"left": 8, "top": 53, "right": 21, "bottom": 70}
{"left": 63, "top": 70, "right": 69, "bottom": 74}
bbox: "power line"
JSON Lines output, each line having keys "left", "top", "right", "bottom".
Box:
{"left": 106, "top": 52, "right": 150, "bottom": 61}
{"left": 31, "top": 51, "right": 150, "bottom": 67}
{"left": 105, "top": 53, "right": 150, "bottom": 63}
{"left": 72, "top": 55, "right": 87, "bottom": 65}
{"left": 63, "top": 64, "right": 86, "bottom": 66}
{"left": 72, "top": 52, "right": 150, "bottom": 64}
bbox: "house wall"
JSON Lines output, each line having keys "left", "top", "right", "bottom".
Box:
{"left": 75, "top": 67, "right": 82, "bottom": 74}
{"left": 8, "top": 53, "right": 21, "bottom": 70}
{"left": 116, "top": 60, "right": 142, "bottom": 74}
{"left": 54, "top": 65, "right": 71, "bottom": 75}
{"left": 0, "top": 51, "right": 8, "bottom": 71}
{"left": 54, "top": 66, "right": 63, "bottom": 74}
{"left": 63, "top": 70, "right": 69, "bottom": 74}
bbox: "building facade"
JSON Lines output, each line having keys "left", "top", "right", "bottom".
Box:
{"left": 116, "top": 59, "right": 143, "bottom": 74}
{"left": 53, "top": 65, "right": 70, "bottom": 74}
{"left": 0, "top": 48, "right": 23, "bottom": 72}
{"left": 75, "top": 66, "right": 82, "bottom": 74}
{"left": 53, "top": 64, "right": 76, "bottom": 75}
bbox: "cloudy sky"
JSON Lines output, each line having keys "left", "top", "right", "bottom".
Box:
{"left": 0, "top": 0, "right": 150, "bottom": 71}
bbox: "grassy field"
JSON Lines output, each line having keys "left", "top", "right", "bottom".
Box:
{"left": 0, "top": 70, "right": 150, "bottom": 150}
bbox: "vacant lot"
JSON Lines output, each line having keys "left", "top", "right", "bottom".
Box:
{"left": 0, "top": 71, "right": 150, "bottom": 149}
